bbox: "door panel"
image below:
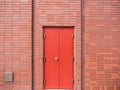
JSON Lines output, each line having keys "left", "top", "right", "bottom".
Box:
{"left": 59, "top": 28, "right": 74, "bottom": 89}
{"left": 44, "top": 28, "right": 59, "bottom": 88}
{"left": 44, "top": 27, "right": 74, "bottom": 89}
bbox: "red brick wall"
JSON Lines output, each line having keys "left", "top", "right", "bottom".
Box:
{"left": 33, "top": 0, "right": 81, "bottom": 90}
{"left": 0, "top": 0, "right": 120, "bottom": 90}
{"left": 85, "top": 0, "right": 120, "bottom": 90}
{"left": 0, "top": 0, "right": 32, "bottom": 90}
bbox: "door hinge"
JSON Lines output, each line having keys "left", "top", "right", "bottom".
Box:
{"left": 72, "top": 79, "right": 74, "bottom": 84}
{"left": 43, "top": 56, "right": 46, "bottom": 63}
{"left": 72, "top": 56, "right": 74, "bottom": 62}
{"left": 43, "top": 33, "right": 46, "bottom": 39}
{"left": 43, "top": 79, "right": 46, "bottom": 85}
{"left": 72, "top": 33, "right": 74, "bottom": 39}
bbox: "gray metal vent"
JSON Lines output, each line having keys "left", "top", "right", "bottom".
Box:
{"left": 4, "top": 72, "right": 14, "bottom": 82}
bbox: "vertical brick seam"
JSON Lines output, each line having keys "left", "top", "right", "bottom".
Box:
{"left": 81, "top": 0, "right": 85, "bottom": 90}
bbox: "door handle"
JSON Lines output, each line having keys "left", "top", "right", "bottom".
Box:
{"left": 54, "top": 57, "right": 59, "bottom": 61}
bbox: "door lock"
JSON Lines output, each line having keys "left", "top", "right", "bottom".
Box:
{"left": 54, "top": 57, "right": 59, "bottom": 61}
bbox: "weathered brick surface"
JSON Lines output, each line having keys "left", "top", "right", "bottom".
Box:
{"left": 0, "top": 0, "right": 32, "bottom": 90}
{"left": 34, "top": 0, "right": 81, "bottom": 90}
{"left": 0, "top": 0, "right": 120, "bottom": 90}
{"left": 85, "top": 0, "right": 120, "bottom": 90}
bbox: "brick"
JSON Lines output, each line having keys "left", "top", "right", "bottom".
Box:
{"left": 0, "top": 0, "right": 120, "bottom": 90}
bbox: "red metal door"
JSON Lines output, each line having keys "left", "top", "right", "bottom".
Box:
{"left": 44, "top": 27, "right": 74, "bottom": 90}
{"left": 59, "top": 28, "right": 74, "bottom": 89}
{"left": 44, "top": 28, "right": 59, "bottom": 88}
